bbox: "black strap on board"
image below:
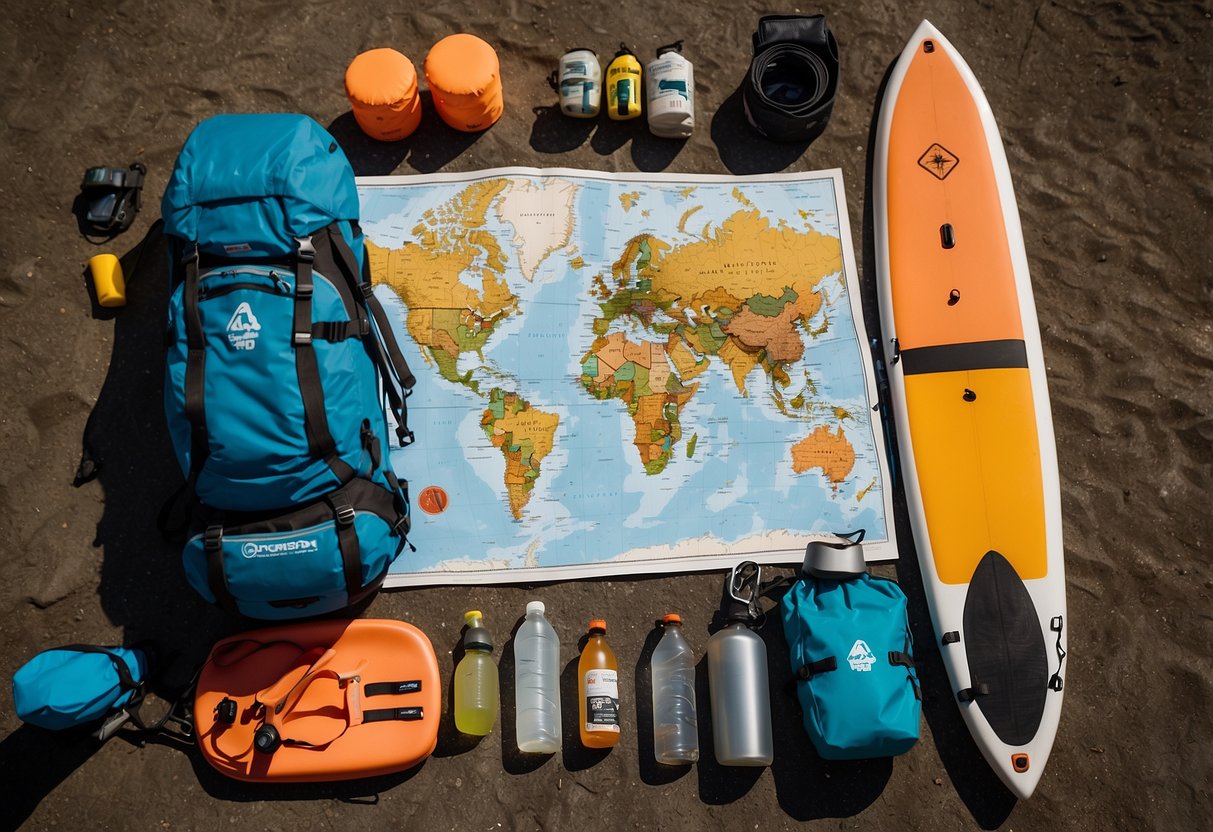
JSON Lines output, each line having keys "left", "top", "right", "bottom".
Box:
{"left": 743, "top": 15, "right": 839, "bottom": 144}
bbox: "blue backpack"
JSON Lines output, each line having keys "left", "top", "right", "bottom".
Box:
{"left": 779, "top": 535, "right": 921, "bottom": 759}
{"left": 161, "top": 114, "right": 415, "bottom": 619}
{"left": 13, "top": 645, "right": 148, "bottom": 734}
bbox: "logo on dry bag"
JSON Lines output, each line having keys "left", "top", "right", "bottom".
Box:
{"left": 847, "top": 639, "right": 877, "bottom": 672}
{"left": 226, "top": 302, "right": 261, "bottom": 351}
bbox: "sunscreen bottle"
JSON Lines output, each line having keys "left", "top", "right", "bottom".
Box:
{"left": 646, "top": 41, "right": 694, "bottom": 138}
{"left": 606, "top": 45, "right": 643, "bottom": 121}
{"left": 558, "top": 48, "right": 602, "bottom": 118}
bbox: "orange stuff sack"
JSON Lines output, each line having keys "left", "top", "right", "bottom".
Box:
{"left": 424, "top": 33, "right": 504, "bottom": 131}
{"left": 194, "top": 619, "right": 440, "bottom": 783}
{"left": 345, "top": 48, "right": 423, "bottom": 141}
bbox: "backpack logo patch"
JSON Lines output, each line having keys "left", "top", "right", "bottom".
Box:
{"left": 240, "top": 538, "right": 320, "bottom": 558}
{"left": 847, "top": 639, "right": 877, "bottom": 672}
{"left": 226, "top": 302, "right": 261, "bottom": 351}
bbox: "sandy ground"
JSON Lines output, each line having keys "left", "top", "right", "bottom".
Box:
{"left": 1, "top": 1, "right": 1210, "bottom": 830}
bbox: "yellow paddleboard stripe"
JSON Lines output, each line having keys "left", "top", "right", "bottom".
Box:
{"left": 904, "top": 367, "right": 1047, "bottom": 583}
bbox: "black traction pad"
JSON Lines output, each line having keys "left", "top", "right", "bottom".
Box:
{"left": 962, "top": 550, "right": 1048, "bottom": 746}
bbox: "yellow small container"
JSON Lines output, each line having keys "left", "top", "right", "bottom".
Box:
{"left": 88, "top": 253, "right": 125, "bottom": 307}
{"left": 606, "top": 46, "right": 643, "bottom": 121}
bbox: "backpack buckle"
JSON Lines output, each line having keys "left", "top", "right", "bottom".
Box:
{"left": 295, "top": 236, "right": 315, "bottom": 262}
{"left": 204, "top": 525, "right": 224, "bottom": 552}
{"left": 332, "top": 498, "right": 356, "bottom": 528}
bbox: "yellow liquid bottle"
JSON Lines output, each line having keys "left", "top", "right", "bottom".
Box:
{"left": 606, "top": 45, "right": 643, "bottom": 121}
{"left": 454, "top": 610, "right": 499, "bottom": 736}
{"left": 578, "top": 618, "right": 620, "bottom": 748}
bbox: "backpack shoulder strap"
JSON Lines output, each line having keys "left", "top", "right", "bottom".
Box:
{"left": 327, "top": 227, "right": 416, "bottom": 448}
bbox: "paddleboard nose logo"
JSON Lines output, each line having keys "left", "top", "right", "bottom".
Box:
{"left": 226, "top": 302, "right": 261, "bottom": 351}
{"left": 847, "top": 639, "right": 877, "bottom": 672}
{"left": 918, "top": 143, "right": 959, "bottom": 180}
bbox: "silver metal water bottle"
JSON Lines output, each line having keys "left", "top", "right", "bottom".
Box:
{"left": 706, "top": 562, "right": 774, "bottom": 766}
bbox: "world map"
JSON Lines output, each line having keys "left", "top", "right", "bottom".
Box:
{"left": 357, "top": 168, "right": 896, "bottom": 586}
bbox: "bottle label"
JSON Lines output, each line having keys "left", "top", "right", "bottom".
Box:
{"left": 584, "top": 669, "right": 620, "bottom": 732}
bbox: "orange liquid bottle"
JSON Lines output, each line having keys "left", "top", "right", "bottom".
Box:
{"left": 578, "top": 619, "right": 620, "bottom": 748}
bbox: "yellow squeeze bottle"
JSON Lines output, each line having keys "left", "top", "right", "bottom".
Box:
{"left": 454, "top": 610, "right": 499, "bottom": 736}
{"left": 88, "top": 253, "right": 126, "bottom": 307}
{"left": 606, "top": 45, "right": 643, "bottom": 121}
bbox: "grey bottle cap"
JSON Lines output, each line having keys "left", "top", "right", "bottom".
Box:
{"left": 462, "top": 611, "right": 493, "bottom": 652}
{"left": 526, "top": 600, "right": 546, "bottom": 615}
{"left": 802, "top": 538, "right": 868, "bottom": 579}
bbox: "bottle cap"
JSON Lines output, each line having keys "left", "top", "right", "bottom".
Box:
{"left": 656, "top": 40, "right": 684, "bottom": 58}
{"left": 462, "top": 610, "right": 493, "bottom": 651}
{"left": 662, "top": 613, "right": 682, "bottom": 625}
{"left": 588, "top": 618, "right": 607, "bottom": 632}
{"left": 526, "top": 600, "right": 546, "bottom": 615}
{"left": 801, "top": 534, "right": 868, "bottom": 580}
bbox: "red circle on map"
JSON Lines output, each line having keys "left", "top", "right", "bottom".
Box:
{"left": 418, "top": 486, "right": 449, "bottom": 515}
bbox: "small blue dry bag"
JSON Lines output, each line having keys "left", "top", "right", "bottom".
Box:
{"left": 779, "top": 534, "right": 921, "bottom": 759}
{"left": 12, "top": 645, "right": 148, "bottom": 732}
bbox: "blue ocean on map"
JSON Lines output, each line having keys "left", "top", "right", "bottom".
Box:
{"left": 359, "top": 171, "right": 893, "bottom": 583}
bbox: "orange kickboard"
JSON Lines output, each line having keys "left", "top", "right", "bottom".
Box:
{"left": 194, "top": 619, "right": 440, "bottom": 783}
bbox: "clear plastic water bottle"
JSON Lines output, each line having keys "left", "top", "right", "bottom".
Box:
{"left": 454, "top": 610, "right": 498, "bottom": 736}
{"left": 651, "top": 613, "right": 700, "bottom": 764}
{"left": 514, "top": 600, "right": 562, "bottom": 753}
{"left": 707, "top": 563, "right": 773, "bottom": 766}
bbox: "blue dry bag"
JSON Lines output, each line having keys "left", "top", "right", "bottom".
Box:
{"left": 13, "top": 645, "right": 148, "bottom": 732}
{"left": 779, "top": 534, "right": 921, "bottom": 759}
{"left": 161, "top": 114, "right": 416, "bottom": 619}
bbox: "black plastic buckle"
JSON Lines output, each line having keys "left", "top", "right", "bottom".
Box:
{"left": 203, "top": 525, "right": 223, "bottom": 552}
{"left": 333, "top": 499, "right": 356, "bottom": 528}
{"left": 390, "top": 512, "right": 411, "bottom": 536}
